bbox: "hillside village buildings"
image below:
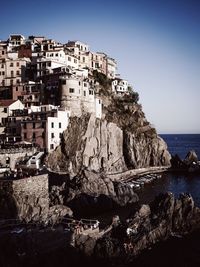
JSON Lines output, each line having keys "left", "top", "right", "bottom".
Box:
{"left": 0, "top": 34, "right": 131, "bottom": 153}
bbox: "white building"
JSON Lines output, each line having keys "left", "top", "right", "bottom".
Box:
{"left": 46, "top": 109, "right": 70, "bottom": 152}
{"left": 8, "top": 34, "right": 26, "bottom": 49}
{"left": 0, "top": 99, "right": 24, "bottom": 134}
{"left": 95, "top": 98, "right": 102, "bottom": 119}
{"left": 36, "top": 58, "right": 67, "bottom": 77}
{"left": 44, "top": 48, "right": 66, "bottom": 64}
{"left": 112, "top": 78, "right": 128, "bottom": 94}
{"left": 65, "top": 54, "right": 79, "bottom": 69}
{"left": 65, "top": 41, "right": 90, "bottom": 69}
{"left": 107, "top": 57, "right": 117, "bottom": 79}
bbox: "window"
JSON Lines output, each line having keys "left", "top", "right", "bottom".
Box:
{"left": 89, "top": 89, "right": 93, "bottom": 95}
{"left": 23, "top": 123, "right": 26, "bottom": 129}
{"left": 2, "top": 51, "right": 4, "bottom": 55}
{"left": 10, "top": 62, "right": 14, "bottom": 67}
{"left": 59, "top": 132, "right": 62, "bottom": 138}
{"left": 84, "top": 91, "right": 86, "bottom": 96}
{"left": 74, "top": 59, "right": 77, "bottom": 63}
{"left": 51, "top": 133, "right": 54, "bottom": 138}
{"left": 24, "top": 133, "right": 27, "bottom": 139}
{"left": 10, "top": 80, "right": 13, "bottom": 85}
{"left": 59, "top": 122, "right": 61, "bottom": 128}
{"left": 4, "top": 108, "right": 7, "bottom": 113}
{"left": 33, "top": 123, "right": 35, "bottom": 129}
{"left": 16, "top": 87, "right": 18, "bottom": 91}
{"left": 11, "top": 70, "right": 14, "bottom": 77}
{"left": 82, "top": 57, "right": 85, "bottom": 63}
{"left": 51, "top": 122, "right": 54, "bottom": 128}
{"left": 33, "top": 133, "right": 36, "bottom": 139}
{"left": 68, "top": 57, "right": 71, "bottom": 61}
{"left": 62, "top": 80, "right": 66, "bottom": 85}
{"left": 84, "top": 83, "right": 87, "bottom": 87}
{"left": 16, "top": 62, "right": 19, "bottom": 67}
{"left": 50, "top": 144, "right": 54, "bottom": 150}
{"left": 69, "top": 88, "right": 74, "bottom": 93}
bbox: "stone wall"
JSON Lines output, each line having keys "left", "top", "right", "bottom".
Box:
{"left": 0, "top": 174, "right": 49, "bottom": 222}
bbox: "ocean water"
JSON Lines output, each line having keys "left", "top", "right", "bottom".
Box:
{"left": 138, "top": 134, "right": 200, "bottom": 207}
{"left": 160, "top": 134, "right": 200, "bottom": 160}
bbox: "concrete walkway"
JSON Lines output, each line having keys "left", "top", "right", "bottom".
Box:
{"left": 106, "top": 166, "right": 171, "bottom": 182}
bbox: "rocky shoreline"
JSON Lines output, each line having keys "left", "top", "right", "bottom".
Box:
{"left": 0, "top": 192, "right": 200, "bottom": 267}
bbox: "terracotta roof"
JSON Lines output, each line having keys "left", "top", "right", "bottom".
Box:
{"left": 0, "top": 99, "right": 17, "bottom": 107}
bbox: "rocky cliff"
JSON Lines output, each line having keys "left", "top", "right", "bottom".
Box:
{"left": 47, "top": 98, "right": 171, "bottom": 176}
{"left": 49, "top": 170, "right": 139, "bottom": 216}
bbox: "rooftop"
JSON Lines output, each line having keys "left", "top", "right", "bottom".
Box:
{"left": 0, "top": 99, "right": 17, "bottom": 107}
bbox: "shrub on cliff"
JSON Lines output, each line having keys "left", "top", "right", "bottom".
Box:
{"left": 93, "top": 70, "right": 111, "bottom": 88}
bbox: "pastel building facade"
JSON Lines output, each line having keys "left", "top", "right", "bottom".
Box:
{"left": 21, "top": 105, "right": 70, "bottom": 152}
{"left": 12, "top": 81, "right": 44, "bottom": 107}
{"left": 0, "top": 58, "right": 30, "bottom": 86}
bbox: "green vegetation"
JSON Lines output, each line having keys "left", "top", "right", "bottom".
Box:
{"left": 93, "top": 70, "right": 111, "bottom": 88}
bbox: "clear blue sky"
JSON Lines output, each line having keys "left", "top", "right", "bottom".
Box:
{"left": 1, "top": 0, "right": 200, "bottom": 133}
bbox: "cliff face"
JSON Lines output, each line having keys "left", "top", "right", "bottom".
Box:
{"left": 47, "top": 100, "right": 171, "bottom": 176}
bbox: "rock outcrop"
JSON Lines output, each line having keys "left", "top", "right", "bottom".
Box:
{"left": 47, "top": 104, "right": 171, "bottom": 177}
{"left": 94, "top": 193, "right": 200, "bottom": 261}
{"left": 184, "top": 150, "right": 198, "bottom": 164}
{"left": 0, "top": 174, "right": 72, "bottom": 223}
{"left": 170, "top": 150, "right": 200, "bottom": 173}
{"left": 49, "top": 170, "right": 139, "bottom": 216}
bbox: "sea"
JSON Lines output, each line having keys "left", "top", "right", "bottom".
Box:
{"left": 137, "top": 134, "right": 200, "bottom": 208}
{"left": 160, "top": 134, "right": 200, "bottom": 160}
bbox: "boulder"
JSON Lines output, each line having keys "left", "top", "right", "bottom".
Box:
{"left": 184, "top": 150, "right": 198, "bottom": 165}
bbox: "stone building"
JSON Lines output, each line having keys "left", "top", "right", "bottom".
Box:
{"left": 60, "top": 74, "right": 102, "bottom": 118}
